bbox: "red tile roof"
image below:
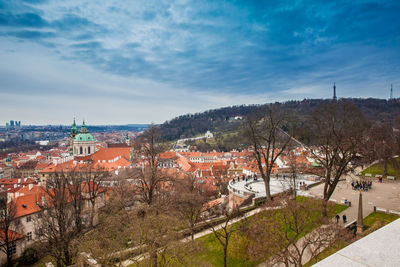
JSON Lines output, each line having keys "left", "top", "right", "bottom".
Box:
{"left": 0, "top": 229, "right": 25, "bottom": 243}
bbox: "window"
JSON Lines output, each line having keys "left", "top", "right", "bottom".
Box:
{"left": 26, "top": 216, "right": 31, "bottom": 222}
{"left": 80, "top": 147, "right": 83, "bottom": 154}
{"left": 11, "top": 243, "right": 16, "bottom": 254}
{"left": 88, "top": 147, "right": 91, "bottom": 154}
{"left": 27, "top": 232, "right": 32, "bottom": 241}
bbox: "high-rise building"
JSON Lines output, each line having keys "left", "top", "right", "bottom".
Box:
{"left": 10, "top": 120, "right": 14, "bottom": 127}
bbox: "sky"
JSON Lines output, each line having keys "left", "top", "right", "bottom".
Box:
{"left": 0, "top": 0, "right": 399, "bottom": 125}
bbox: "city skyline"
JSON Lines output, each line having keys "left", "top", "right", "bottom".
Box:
{"left": 1, "top": 0, "right": 399, "bottom": 125}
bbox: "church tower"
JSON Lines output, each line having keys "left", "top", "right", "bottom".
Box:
{"left": 80, "top": 120, "right": 88, "bottom": 133}
{"left": 70, "top": 118, "right": 78, "bottom": 155}
{"left": 70, "top": 119, "right": 96, "bottom": 157}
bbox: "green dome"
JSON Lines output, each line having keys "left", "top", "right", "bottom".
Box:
{"left": 74, "top": 133, "right": 95, "bottom": 142}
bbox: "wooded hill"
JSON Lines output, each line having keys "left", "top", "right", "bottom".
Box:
{"left": 159, "top": 98, "right": 400, "bottom": 141}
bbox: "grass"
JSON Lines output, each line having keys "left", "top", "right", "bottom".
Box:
{"left": 184, "top": 197, "right": 347, "bottom": 267}
{"left": 191, "top": 233, "right": 256, "bottom": 267}
{"left": 305, "top": 212, "right": 400, "bottom": 266}
{"left": 32, "top": 255, "right": 54, "bottom": 267}
{"left": 361, "top": 157, "right": 400, "bottom": 177}
{"left": 334, "top": 203, "right": 348, "bottom": 214}
{"left": 363, "top": 211, "right": 399, "bottom": 229}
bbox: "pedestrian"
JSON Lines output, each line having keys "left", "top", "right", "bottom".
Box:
{"left": 342, "top": 214, "right": 347, "bottom": 223}
{"left": 335, "top": 214, "right": 340, "bottom": 223}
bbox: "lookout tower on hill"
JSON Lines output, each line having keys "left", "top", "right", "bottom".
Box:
{"left": 390, "top": 84, "right": 393, "bottom": 100}
{"left": 333, "top": 83, "right": 337, "bottom": 100}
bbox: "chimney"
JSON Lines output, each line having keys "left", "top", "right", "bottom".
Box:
{"left": 18, "top": 178, "right": 21, "bottom": 183}
{"left": 29, "top": 183, "right": 33, "bottom": 191}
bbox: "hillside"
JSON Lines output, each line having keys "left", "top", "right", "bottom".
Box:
{"left": 159, "top": 98, "right": 400, "bottom": 141}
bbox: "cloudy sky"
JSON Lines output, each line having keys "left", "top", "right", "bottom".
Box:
{"left": 0, "top": 0, "right": 399, "bottom": 125}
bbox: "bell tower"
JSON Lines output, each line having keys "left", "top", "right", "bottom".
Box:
{"left": 70, "top": 118, "right": 78, "bottom": 155}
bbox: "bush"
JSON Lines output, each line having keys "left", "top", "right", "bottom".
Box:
{"left": 19, "top": 247, "right": 39, "bottom": 265}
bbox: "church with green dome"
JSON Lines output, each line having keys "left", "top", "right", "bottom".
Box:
{"left": 70, "top": 119, "right": 96, "bottom": 157}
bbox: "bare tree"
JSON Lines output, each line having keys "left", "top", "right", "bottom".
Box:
{"left": 306, "top": 101, "right": 368, "bottom": 216}
{"left": 35, "top": 173, "right": 76, "bottom": 267}
{"left": 0, "top": 197, "right": 20, "bottom": 267}
{"left": 76, "top": 206, "right": 137, "bottom": 266}
{"left": 367, "top": 123, "right": 399, "bottom": 176}
{"left": 243, "top": 105, "right": 294, "bottom": 201}
{"left": 81, "top": 165, "right": 108, "bottom": 227}
{"left": 174, "top": 173, "right": 208, "bottom": 240}
{"left": 131, "top": 125, "right": 170, "bottom": 205}
{"left": 246, "top": 196, "right": 346, "bottom": 267}
{"left": 206, "top": 206, "right": 246, "bottom": 267}
{"left": 65, "top": 170, "right": 85, "bottom": 234}
{"left": 77, "top": 191, "right": 189, "bottom": 267}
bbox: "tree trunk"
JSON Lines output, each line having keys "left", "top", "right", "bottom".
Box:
{"left": 64, "top": 247, "right": 71, "bottom": 266}
{"left": 383, "top": 159, "right": 388, "bottom": 176}
{"left": 151, "top": 249, "right": 158, "bottom": 267}
{"left": 264, "top": 175, "right": 272, "bottom": 201}
{"left": 223, "top": 246, "right": 227, "bottom": 267}
{"left": 6, "top": 249, "right": 12, "bottom": 267}
{"left": 322, "top": 199, "right": 328, "bottom": 217}
{"left": 91, "top": 200, "right": 96, "bottom": 227}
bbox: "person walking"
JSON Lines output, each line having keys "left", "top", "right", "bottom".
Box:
{"left": 342, "top": 214, "right": 347, "bottom": 223}
{"left": 336, "top": 214, "right": 340, "bottom": 223}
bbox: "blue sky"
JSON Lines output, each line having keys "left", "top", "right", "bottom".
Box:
{"left": 0, "top": 0, "right": 399, "bottom": 125}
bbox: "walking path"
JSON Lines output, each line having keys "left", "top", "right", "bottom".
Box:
{"left": 308, "top": 174, "right": 400, "bottom": 226}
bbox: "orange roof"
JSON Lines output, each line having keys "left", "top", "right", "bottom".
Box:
{"left": 93, "top": 147, "right": 130, "bottom": 162}
{"left": 159, "top": 151, "right": 177, "bottom": 159}
{"left": 15, "top": 184, "right": 43, "bottom": 196}
{"left": 0, "top": 229, "right": 25, "bottom": 243}
{"left": 176, "top": 157, "right": 193, "bottom": 172}
{"left": 35, "top": 162, "right": 50, "bottom": 170}
{"left": 14, "top": 190, "right": 47, "bottom": 217}
{"left": 0, "top": 178, "right": 36, "bottom": 185}
{"left": 93, "top": 157, "right": 130, "bottom": 171}
{"left": 201, "top": 197, "right": 223, "bottom": 212}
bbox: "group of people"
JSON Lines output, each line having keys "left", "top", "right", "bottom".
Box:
{"left": 351, "top": 180, "right": 372, "bottom": 191}
{"left": 231, "top": 174, "right": 258, "bottom": 184}
{"left": 336, "top": 214, "right": 347, "bottom": 223}
{"left": 299, "top": 181, "right": 309, "bottom": 190}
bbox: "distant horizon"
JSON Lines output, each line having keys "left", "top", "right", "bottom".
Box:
{"left": 1, "top": 96, "right": 398, "bottom": 126}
